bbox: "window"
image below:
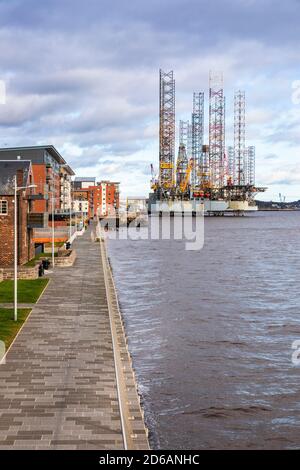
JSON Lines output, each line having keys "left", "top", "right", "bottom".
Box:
{"left": 0, "top": 200, "right": 8, "bottom": 215}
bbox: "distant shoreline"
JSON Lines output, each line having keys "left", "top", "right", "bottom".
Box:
{"left": 258, "top": 208, "right": 300, "bottom": 211}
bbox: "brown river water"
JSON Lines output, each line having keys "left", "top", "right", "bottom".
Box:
{"left": 107, "top": 211, "right": 300, "bottom": 449}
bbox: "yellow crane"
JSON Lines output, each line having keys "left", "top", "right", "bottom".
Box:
{"left": 179, "top": 158, "right": 193, "bottom": 193}
{"left": 150, "top": 164, "right": 159, "bottom": 191}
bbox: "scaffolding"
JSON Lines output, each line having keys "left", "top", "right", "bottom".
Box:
{"left": 227, "top": 145, "right": 235, "bottom": 185}
{"left": 191, "top": 92, "right": 204, "bottom": 189}
{"left": 176, "top": 143, "right": 189, "bottom": 189}
{"left": 209, "top": 71, "right": 225, "bottom": 189}
{"left": 200, "top": 144, "right": 211, "bottom": 190}
{"left": 247, "top": 145, "right": 255, "bottom": 185}
{"left": 177, "top": 120, "right": 190, "bottom": 192}
{"left": 159, "top": 69, "right": 175, "bottom": 190}
{"left": 179, "top": 120, "right": 189, "bottom": 148}
{"left": 152, "top": 68, "right": 264, "bottom": 208}
{"left": 187, "top": 122, "right": 193, "bottom": 159}
{"left": 234, "top": 90, "right": 246, "bottom": 185}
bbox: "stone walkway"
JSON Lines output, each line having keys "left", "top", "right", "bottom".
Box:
{"left": 0, "top": 226, "right": 124, "bottom": 449}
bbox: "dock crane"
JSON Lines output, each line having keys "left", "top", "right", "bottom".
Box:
{"left": 150, "top": 164, "right": 158, "bottom": 191}
{"left": 179, "top": 158, "right": 194, "bottom": 193}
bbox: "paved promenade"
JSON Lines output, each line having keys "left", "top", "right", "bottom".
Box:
{"left": 0, "top": 227, "right": 125, "bottom": 449}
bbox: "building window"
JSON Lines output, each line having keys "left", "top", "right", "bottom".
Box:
{"left": 0, "top": 200, "right": 8, "bottom": 215}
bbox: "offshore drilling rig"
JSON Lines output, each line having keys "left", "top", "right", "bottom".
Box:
{"left": 149, "top": 69, "right": 266, "bottom": 215}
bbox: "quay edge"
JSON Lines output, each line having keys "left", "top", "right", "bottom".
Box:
{"left": 99, "top": 232, "right": 150, "bottom": 450}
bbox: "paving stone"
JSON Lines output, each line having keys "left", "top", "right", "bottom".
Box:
{"left": 0, "top": 226, "right": 124, "bottom": 450}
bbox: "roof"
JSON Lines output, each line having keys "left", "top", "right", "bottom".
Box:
{"left": 61, "top": 164, "right": 75, "bottom": 176}
{"left": 0, "top": 160, "right": 32, "bottom": 195}
{"left": 0, "top": 145, "right": 66, "bottom": 165}
{"left": 74, "top": 177, "right": 96, "bottom": 182}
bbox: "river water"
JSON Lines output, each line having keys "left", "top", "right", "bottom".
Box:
{"left": 107, "top": 212, "right": 300, "bottom": 449}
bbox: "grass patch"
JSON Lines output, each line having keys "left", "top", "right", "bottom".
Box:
{"left": 25, "top": 252, "right": 58, "bottom": 267}
{"left": 0, "top": 308, "right": 32, "bottom": 349}
{"left": 0, "top": 279, "right": 49, "bottom": 304}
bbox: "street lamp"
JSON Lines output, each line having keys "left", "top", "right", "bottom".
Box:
{"left": 14, "top": 176, "right": 36, "bottom": 322}
{"left": 51, "top": 184, "right": 55, "bottom": 270}
{"left": 69, "top": 184, "right": 72, "bottom": 241}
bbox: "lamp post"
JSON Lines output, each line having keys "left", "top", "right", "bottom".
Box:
{"left": 14, "top": 176, "right": 36, "bottom": 322}
{"left": 69, "top": 184, "right": 72, "bottom": 241}
{"left": 52, "top": 186, "right": 55, "bottom": 269}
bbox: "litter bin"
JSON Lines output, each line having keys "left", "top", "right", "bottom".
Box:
{"left": 42, "top": 259, "right": 50, "bottom": 270}
{"left": 38, "top": 263, "right": 44, "bottom": 277}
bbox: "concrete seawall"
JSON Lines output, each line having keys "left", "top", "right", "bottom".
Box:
{"left": 99, "top": 235, "right": 149, "bottom": 449}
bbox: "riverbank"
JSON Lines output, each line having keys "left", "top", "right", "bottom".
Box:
{"left": 0, "top": 223, "right": 148, "bottom": 450}
{"left": 99, "top": 232, "right": 149, "bottom": 449}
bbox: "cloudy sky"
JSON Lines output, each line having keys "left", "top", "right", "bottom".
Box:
{"left": 0, "top": 0, "right": 300, "bottom": 200}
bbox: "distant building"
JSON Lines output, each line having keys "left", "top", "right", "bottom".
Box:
{"left": 72, "top": 188, "right": 91, "bottom": 218}
{"left": 97, "top": 181, "right": 120, "bottom": 217}
{"left": 88, "top": 185, "right": 101, "bottom": 218}
{"left": 73, "top": 177, "right": 96, "bottom": 190}
{"left": 0, "top": 160, "right": 43, "bottom": 267}
{"left": 0, "top": 146, "right": 75, "bottom": 214}
{"left": 72, "top": 180, "right": 120, "bottom": 218}
{"left": 126, "top": 197, "right": 148, "bottom": 214}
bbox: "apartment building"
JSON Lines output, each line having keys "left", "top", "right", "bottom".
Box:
{"left": 98, "top": 181, "right": 120, "bottom": 217}
{"left": 0, "top": 146, "right": 75, "bottom": 214}
{"left": 60, "top": 165, "right": 74, "bottom": 212}
{"left": 73, "top": 177, "right": 96, "bottom": 190}
{"left": 87, "top": 181, "right": 120, "bottom": 218}
{"left": 0, "top": 160, "right": 43, "bottom": 267}
{"left": 72, "top": 188, "right": 91, "bottom": 217}
{"left": 71, "top": 177, "right": 120, "bottom": 219}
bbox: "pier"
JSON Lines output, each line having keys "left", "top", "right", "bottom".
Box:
{"left": 0, "top": 224, "right": 148, "bottom": 450}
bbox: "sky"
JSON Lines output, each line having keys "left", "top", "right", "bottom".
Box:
{"left": 0, "top": 0, "right": 300, "bottom": 201}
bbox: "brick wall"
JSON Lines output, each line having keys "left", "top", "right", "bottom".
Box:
{"left": 19, "top": 192, "right": 32, "bottom": 266}
{"left": 2, "top": 264, "right": 39, "bottom": 280}
{"left": 0, "top": 194, "right": 35, "bottom": 268}
{"left": 31, "top": 164, "right": 60, "bottom": 213}
{"left": 0, "top": 195, "right": 14, "bottom": 267}
{"left": 32, "top": 164, "right": 47, "bottom": 212}
{"left": 55, "top": 249, "right": 76, "bottom": 267}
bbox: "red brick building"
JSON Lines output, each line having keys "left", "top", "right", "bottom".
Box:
{"left": 0, "top": 146, "right": 74, "bottom": 214}
{"left": 88, "top": 186, "right": 101, "bottom": 218}
{"left": 72, "top": 188, "right": 91, "bottom": 218}
{"left": 89, "top": 181, "right": 120, "bottom": 218}
{"left": 71, "top": 178, "right": 120, "bottom": 219}
{"left": 0, "top": 160, "right": 37, "bottom": 267}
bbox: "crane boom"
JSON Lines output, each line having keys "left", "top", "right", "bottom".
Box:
{"left": 180, "top": 159, "right": 193, "bottom": 193}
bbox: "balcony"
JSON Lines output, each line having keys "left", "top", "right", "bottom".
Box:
{"left": 27, "top": 212, "right": 49, "bottom": 229}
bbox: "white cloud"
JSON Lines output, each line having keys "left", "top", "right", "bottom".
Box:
{"left": 0, "top": 1, "right": 299, "bottom": 200}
